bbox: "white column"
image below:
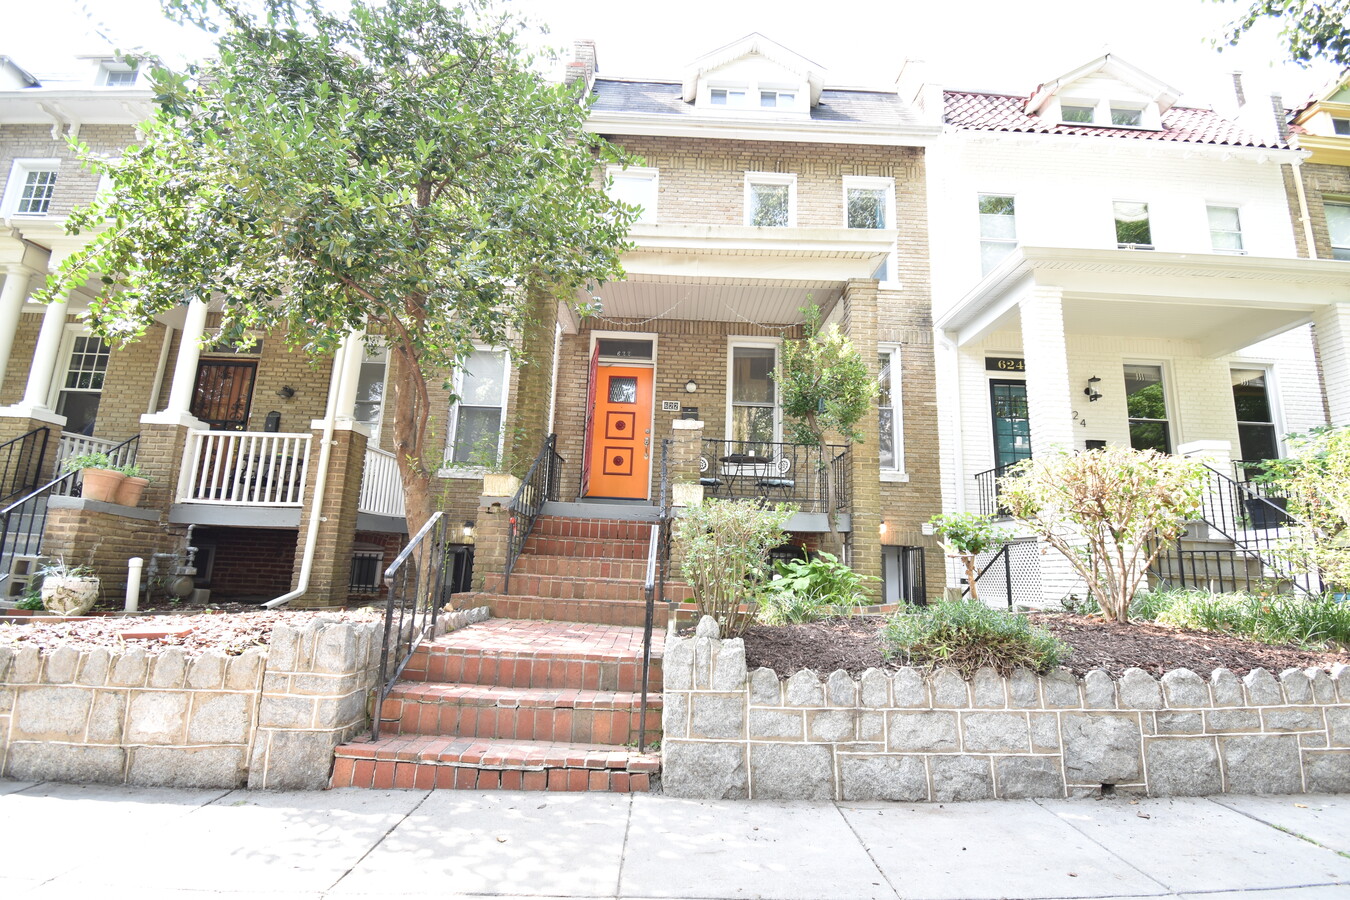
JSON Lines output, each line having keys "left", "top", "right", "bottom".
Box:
{"left": 14, "top": 297, "right": 70, "bottom": 416}
{"left": 0, "top": 267, "right": 34, "bottom": 396}
{"left": 1018, "top": 286, "right": 1076, "bottom": 454}
{"left": 1313, "top": 302, "right": 1350, "bottom": 426}
{"left": 332, "top": 329, "right": 366, "bottom": 424}
{"left": 142, "top": 297, "right": 209, "bottom": 427}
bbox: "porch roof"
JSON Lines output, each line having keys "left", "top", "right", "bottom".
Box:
{"left": 935, "top": 247, "right": 1350, "bottom": 356}
{"left": 581, "top": 223, "right": 895, "bottom": 325}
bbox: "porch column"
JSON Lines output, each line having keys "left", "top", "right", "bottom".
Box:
{"left": 0, "top": 266, "right": 34, "bottom": 396}
{"left": 1313, "top": 302, "right": 1350, "bottom": 426}
{"left": 0, "top": 295, "right": 71, "bottom": 425}
{"left": 144, "top": 297, "right": 210, "bottom": 426}
{"left": 839, "top": 278, "right": 882, "bottom": 599}
{"left": 1018, "top": 287, "right": 1075, "bottom": 454}
{"left": 332, "top": 329, "right": 366, "bottom": 425}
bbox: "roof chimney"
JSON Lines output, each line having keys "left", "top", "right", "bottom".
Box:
{"left": 1231, "top": 71, "right": 1247, "bottom": 108}
{"left": 1271, "top": 92, "right": 1289, "bottom": 142}
{"left": 565, "top": 39, "right": 597, "bottom": 92}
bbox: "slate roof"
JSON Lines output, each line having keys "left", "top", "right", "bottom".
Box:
{"left": 591, "top": 78, "right": 923, "bottom": 128}
{"left": 944, "top": 90, "right": 1288, "bottom": 149}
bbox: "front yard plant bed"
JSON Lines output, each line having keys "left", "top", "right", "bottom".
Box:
{"left": 0, "top": 608, "right": 381, "bottom": 657}
{"left": 741, "top": 613, "right": 1348, "bottom": 679}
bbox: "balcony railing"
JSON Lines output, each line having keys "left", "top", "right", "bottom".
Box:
{"left": 54, "top": 433, "right": 138, "bottom": 498}
{"left": 179, "top": 431, "right": 311, "bottom": 506}
{"left": 973, "top": 463, "right": 1021, "bottom": 518}
{"left": 359, "top": 446, "right": 406, "bottom": 518}
{"left": 698, "top": 439, "right": 850, "bottom": 513}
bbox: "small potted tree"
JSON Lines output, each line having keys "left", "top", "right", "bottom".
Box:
{"left": 38, "top": 559, "right": 101, "bottom": 616}
{"left": 928, "top": 512, "right": 1013, "bottom": 604}
{"left": 112, "top": 463, "right": 151, "bottom": 507}
{"left": 62, "top": 452, "right": 125, "bottom": 503}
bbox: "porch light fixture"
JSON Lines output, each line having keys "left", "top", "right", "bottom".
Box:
{"left": 879, "top": 520, "right": 887, "bottom": 535}
{"left": 463, "top": 520, "right": 474, "bottom": 539}
{"left": 276, "top": 385, "right": 296, "bottom": 399}
{"left": 1083, "top": 376, "right": 1102, "bottom": 403}
{"left": 685, "top": 379, "right": 698, "bottom": 393}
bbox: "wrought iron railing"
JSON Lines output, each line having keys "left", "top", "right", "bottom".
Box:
{"left": 637, "top": 439, "right": 672, "bottom": 754}
{"left": 698, "top": 438, "right": 851, "bottom": 512}
{"left": 503, "top": 434, "right": 563, "bottom": 595}
{"left": 973, "top": 463, "right": 1021, "bottom": 518}
{"left": 372, "top": 511, "right": 454, "bottom": 742}
{"left": 1231, "top": 458, "right": 1289, "bottom": 503}
{"left": 892, "top": 546, "right": 928, "bottom": 605}
{"left": 0, "top": 427, "right": 49, "bottom": 507}
{"left": 0, "top": 433, "right": 137, "bottom": 596}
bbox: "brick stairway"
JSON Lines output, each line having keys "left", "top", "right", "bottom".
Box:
{"left": 331, "top": 516, "right": 668, "bottom": 792}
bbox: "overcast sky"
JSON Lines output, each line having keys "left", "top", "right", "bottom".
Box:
{"left": 6, "top": 0, "right": 1342, "bottom": 108}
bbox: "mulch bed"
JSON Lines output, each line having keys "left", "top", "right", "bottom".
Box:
{"left": 0, "top": 608, "right": 382, "bottom": 657}
{"left": 740, "top": 613, "right": 1349, "bottom": 679}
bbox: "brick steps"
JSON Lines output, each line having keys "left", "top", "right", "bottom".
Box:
{"left": 528, "top": 515, "right": 655, "bottom": 542}
{"left": 331, "top": 734, "right": 658, "bottom": 792}
{"left": 379, "top": 683, "right": 661, "bottom": 744}
{"left": 402, "top": 628, "right": 662, "bottom": 691}
{"left": 524, "top": 533, "right": 651, "bottom": 559}
{"left": 484, "top": 594, "right": 655, "bottom": 628}
{"left": 510, "top": 554, "right": 655, "bottom": 581}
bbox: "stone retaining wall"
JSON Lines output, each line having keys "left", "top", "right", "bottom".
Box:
{"left": 661, "top": 618, "right": 1350, "bottom": 801}
{"left": 0, "top": 609, "right": 484, "bottom": 790}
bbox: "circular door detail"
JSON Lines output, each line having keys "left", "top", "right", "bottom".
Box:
{"left": 605, "top": 411, "right": 636, "bottom": 440}
{"left": 603, "top": 445, "right": 634, "bottom": 476}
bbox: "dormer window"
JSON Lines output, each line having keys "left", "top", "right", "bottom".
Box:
{"left": 99, "top": 62, "right": 138, "bottom": 87}
{"left": 1110, "top": 105, "right": 1143, "bottom": 126}
{"left": 710, "top": 88, "right": 747, "bottom": 106}
{"left": 1333, "top": 118, "right": 1350, "bottom": 135}
{"left": 1061, "top": 103, "right": 1095, "bottom": 123}
{"left": 759, "top": 90, "right": 795, "bottom": 108}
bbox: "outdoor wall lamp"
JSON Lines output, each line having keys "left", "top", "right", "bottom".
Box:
{"left": 685, "top": 379, "right": 698, "bottom": 393}
{"left": 463, "top": 520, "right": 474, "bottom": 539}
{"left": 276, "top": 385, "right": 296, "bottom": 399}
{"left": 1083, "top": 376, "right": 1102, "bottom": 403}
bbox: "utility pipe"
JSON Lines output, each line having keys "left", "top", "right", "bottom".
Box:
{"left": 262, "top": 333, "right": 357, "bottom": 609}
{"left": 125, "top": 557, "right": 143, "bottom": 612}
{"left": 1289, "top": 159, "right": 1319, "bottom": 260}
{"left": 147, "top": 322, "right": 174, "bottom": 414}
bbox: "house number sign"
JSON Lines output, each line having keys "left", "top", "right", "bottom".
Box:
{"left": 985, "top": 356, "right": 1025, "bottom": 372}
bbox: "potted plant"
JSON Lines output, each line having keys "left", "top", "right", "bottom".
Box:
{"left": 38, "top": 559, "right": 100, "bottom": 616}
{"left": 61, "top": 451, "right": 125, "bottom": 503}
{"left": 112, "top": 463, "right": 151, "bottom": 507}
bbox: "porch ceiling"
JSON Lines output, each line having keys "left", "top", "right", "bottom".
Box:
{"left": 588, "top": 274, "right": 843, "bottom": 325}
{"left": 938, "top": 247, "right": 1350, "bottom": 356}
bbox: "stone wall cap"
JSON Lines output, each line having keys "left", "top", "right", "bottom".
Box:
{"left": 47, "top": 495, "right": 163, "bottom": 522}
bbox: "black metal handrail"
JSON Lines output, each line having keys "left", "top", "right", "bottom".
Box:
{"left": 973, "top": 463, "right": 1021, "bottom": 518}
{"left": 0, "top": 433, "right": 138, "bottom": 595}
{"left": 372, "top": 511, "right": 452, "bottom": 742}
{"left": 960, "top": 544, "right": 1013, "bottom": 607}
{"left": 0, "top": 427, "right": 49, "bottom": 507}
{"left": 698, "top": 438, "right": 851, "bottom": 512}
{"left": 503, "top": 434, "right": 563, "bottom": 595}
{"left": 637, "top": 438, "right": 671, "bottom": 754}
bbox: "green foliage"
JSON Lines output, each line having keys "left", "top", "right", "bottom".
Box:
{"left": 60, "top": 452, "right": 113, "bottom": 472}
{"left": 1215, "top": 0, "right": 1350, "bottom": 67}
{"left": 882, "top": 600, "right": 1071, "bottom": 676}
{"left": 757, "top": 590, "right": 836, "bottom": 626}
{"left": 37, "top": 559, "right": 97, "bottom": 580}
{"left": 1000, "top": 447, "right": 1208, "bottom": 624}
{"left": 760, "top": 551, "right": 878, "bottom": 625}
{"left": 927, "top": 512, "right": 1013, "bottom": 604}
{"left": 1126, "top": 588, "right": 1350, "bottom": 651}
{"left": 42, "top": 0, "right": 637, "bottom": 536}
{"left": 113, "top": 463, "right": 149, "bottom": 481}
{"left": 1252, "top": 425, "right": 1350, "bottom": 590}
{"left": 15, "top": 590, "right": 44, "bottom": 611}
{"left": 675, "top": 500, "right": 795, "bottom": 637}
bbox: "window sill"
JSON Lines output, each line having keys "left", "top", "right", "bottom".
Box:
{"left": 880, "top": 471, "right": 909, "bottom": 483}
{"left": 437, "top": 468, "right": 485, "bottom": 480}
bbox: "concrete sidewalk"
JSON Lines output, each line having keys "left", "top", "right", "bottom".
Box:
{"left": 1, "top": 779, "right": 1348, "bottom": 900}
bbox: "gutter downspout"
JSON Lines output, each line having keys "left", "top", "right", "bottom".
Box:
{"left": 147, "top": 323, "right": 174, "bottom": 414}
{"left": 262, "top": 334, "right": 354, "bottom": 608}
{"left": 1289, "top": 158, "right": 1319, "bottom": 259}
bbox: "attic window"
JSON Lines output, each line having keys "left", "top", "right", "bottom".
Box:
{"left": 1110, "top": 105, "right": 1143, "bottom": 127}
{"left": 1061, "top": 104, "right": 1095, "bottom": 123}
{"left": 99, "top": 63, "right": 138, "bottom": 87}
{"left": 760, "top": 90, "right": 795, "bottom": 108}
{"left": 710, "top": 88, "right": 747, "bottom": 106}
{"left": 1333, "top": 118, "right": 1350, "bottom": 135}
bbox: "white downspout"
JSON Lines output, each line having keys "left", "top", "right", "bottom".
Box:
{"left": 147, "top": 323, "right": 174, "bottom": 414}
{"left": 262, "top": 333, "right": 355, "bottom": 608}
{"left": 1290, "top": 159, "right": 1319, "bottom": 260}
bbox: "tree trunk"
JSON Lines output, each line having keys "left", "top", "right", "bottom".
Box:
{"left": 388, "top": 336, "right": 435, "bottom": 542}
{"left": 963, "top": 555, "right": 980, "bottom": 603}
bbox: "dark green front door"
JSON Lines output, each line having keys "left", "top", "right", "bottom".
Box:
{"left": 990, "top": 379, "right": 1031, "bottom": 470}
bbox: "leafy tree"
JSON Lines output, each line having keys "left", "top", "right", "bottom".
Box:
{"left": 998, "top": 447, "right": 1208, "bottom": 624}
{"left": 777, "top": 304, "right": 877, "bottom": 545}
{"left": 675, "top": 499, "right": 795, "bottom": 637}
{"left": 927, "top": 512, "right": 1013, "bottom": 604}
{"left": 40, "top": 0, "right": 637, "bottom": 538}
{"left": 1215, "top": 0, "right": 1350, "bottom": 67}
{"left": 1257, "top": 425, "right": 1350, "bottom": 590}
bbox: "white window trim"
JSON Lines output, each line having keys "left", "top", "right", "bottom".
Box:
{"left": 49, "top": 323, "right": 109, "bottom": 416}
{"left": 843, "top": 175, "right": 898, "bottom": 285}
{"left": 353, "top": 336, "right": 390, "bottom": 444}
{"left": 99, "top": 62, "right": 138, "bottom": 87}
{"left": 1206, "top": 202, "right": 1247, "bottom": 255}
{"left": 725, "top": 337, "right": 783, "bottom": 446}
{"left": 438, "top": 345, "right": 511, "bottom": 478}
{"left": 1113, "top": 198, "right": 1154, "bottom": 250}
{"left": 1058, "top": 98, "right": 1097, "bottom": 124}
{"left": 605, "top": 165, "right": 659, "bottom": 224}
{"left": 977, "top": 192, "right": 1018, "bottom": 276}
{"left": 1325, "top": 199, "right": 1350, "bottom": 260}
{"left": 589, "top": 330, "right": 659, "bottom": 368}
{"left": 744, "top": 172, "right": 797, "bottom": 228}
{"left": 1123, "top": 359, "right": 1176, "bottom": 451}
{"left": 2, "top": 158, "right": 61, "bottom": 218}
{"left": 1229, "top": 361, "right": 1287, "bottom": 459}
{"left": 878, "top": 343, "right": 907, "bottom": 480}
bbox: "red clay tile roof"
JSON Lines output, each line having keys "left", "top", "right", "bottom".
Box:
{"left": 944, "top": 90, "right": 1288, "bottom": 149}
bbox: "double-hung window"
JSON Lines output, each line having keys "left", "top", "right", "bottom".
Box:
{"left": 55, "top": 332, "right": 111, "bottom": 436}
{"left": 878, "top": 346, "right": 902, "bottom": 473}
{"left": 844, "top": 176, "right": 895, "bottom": 281}
{"left": 978, "top": 194, "right": 1017, "bottom": 274}
{"left": 3, "top": 160, "right": 60, "bottom": 217}
{"left": 1114, "top": 200, "right": 1153, "bottom": 249}
{"left": 446, "top": 348, "right": 509, "bottom": 467}
{"left": 606, "top": 166, "right": 658, "bottom": 224}
{"left": 1230, "top": 367, "right": 1279, "bottom": 462}
{"left": 745, "top": 173, "right": 795, "bottom": 227}
{"left": 353, "top": 341, "right": 389, "bottom": 440}
{"left": 1208, "top": 205, "right": 1245, "bottom": 254}
{"left": 759, "top": 90, "right": 795, "bottom": 108}
{"left": 1124, "top": 364, "right": 1171, "bottom": 454}
{"left": 729, "top": 344, "right": 778, "bottom": 453}
{"left": 1326, "top": 201, "right": 1350, "bottom": 261}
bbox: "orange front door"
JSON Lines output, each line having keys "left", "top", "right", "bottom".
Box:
{"left": 585, "top": 365, "right": 653, "bottom": 499}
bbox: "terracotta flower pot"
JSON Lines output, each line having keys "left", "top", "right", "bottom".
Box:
{"left": 114, "top": 476, "right": 150, "bottom": 508}
{"left": 81, "top": 467, "right": 126, "bottom": 503}
{"left": 41, "top": 576, "right": 100, "bottom": 616}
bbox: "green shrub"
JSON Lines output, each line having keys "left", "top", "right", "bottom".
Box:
{"left": 60, "top": 452, "right": 113, "bottom": 472}
{"left": 927, "top": 512, "right": 1012, "bottom": 604}
{"left": 1126, "top": 588, "right": 1350, "bottom": 650}
{"left": 757, "top": 590, "right": 836, "bottom": 626}
{"left": 883, "top": 600, "right": 1071, "bottom": 676}
{"left": 675, "top": 499, "right": 795, "bottom": 637}
{"left": 771, "top": 552, "right": 876, "bottom": 604}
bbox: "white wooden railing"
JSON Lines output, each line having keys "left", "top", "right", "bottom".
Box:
{"left": 359, "top": 446, "right": 406, "bottom": 518}
{"left": 55, "top": 433, "right": 139, "bottom": 497}
{"left": 178, "top": 431, "right": 312, "bottom": 506}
